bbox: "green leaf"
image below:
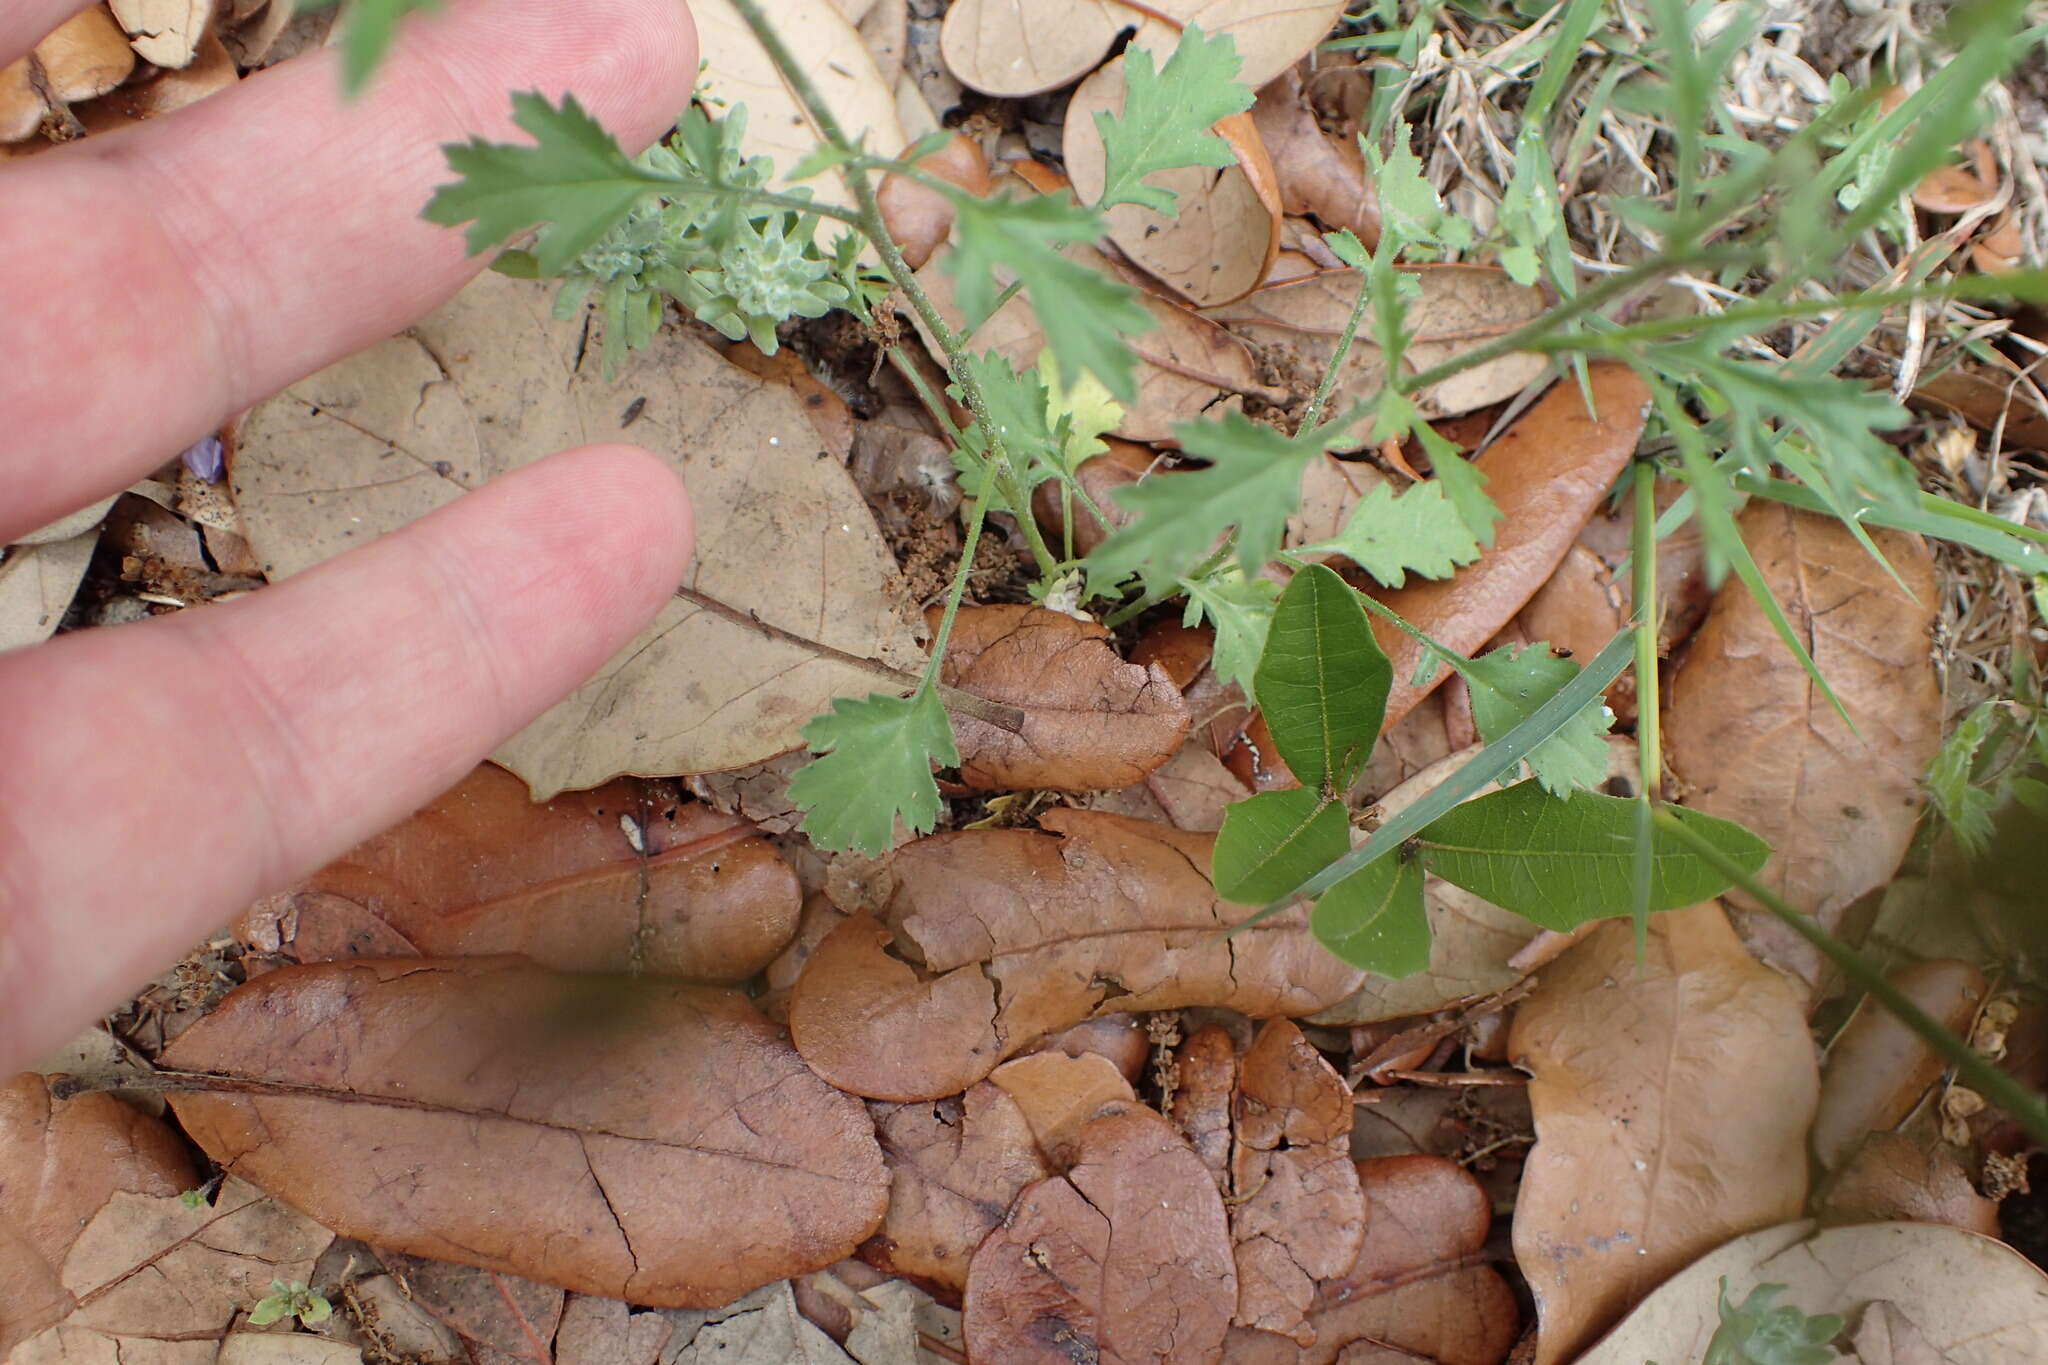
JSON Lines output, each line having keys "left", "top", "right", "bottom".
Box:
{"left": 1094, "top": 26, "right": 1254, "bottom": 214}
{"left": 1455, "top": 644, "right": 1614, "bottom": 796}
{"left": 1925, "top": 700, "right": 2006, "bottom": 854}
{"left": 789, "top": 689, "right": 959, "bottom": 856}
{"left": 946, "top": 193, "right": 1152, "bottom": 399}
{"left": 949, "top": 351, "right": 1053, "bottom": 512}
{"left": 1086, "top": 412, "right": 1321, "bottom": 585}
{"left": 1181, "top": 571, "right": 1279, "bottom": 704}
{"left": 1417, "top": 424, "right": 1502, "bottom": 547}
{"left": 1255, "top": 564, "right": 1390, "bottom": 791}
{"left": 1311, "top": 853, "right": 1429, "bottom": 976}
{"left": 1416, "top": 784, "right": 1770, "bottom": 930}
{"left": 1213, "top": 788, "right": 1351, "bottom": 904}
{"left": 1294, "top": 480, "right": 1480, "bottom": 588}
{"left": 336, "top": 0, "right": 440, "bottom": 95}
{"left": 425, "top": 92, "right": 671, "bottom": 275}
{"left": 1039, "top": 351, "right": 1122, "bottom": 478}
{"left": 247, "top": 1298, "right": 288, "bottom": 1328}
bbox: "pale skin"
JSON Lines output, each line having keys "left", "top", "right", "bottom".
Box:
{"left": 0, "top": 0, "right": 702, "bottom": 1070}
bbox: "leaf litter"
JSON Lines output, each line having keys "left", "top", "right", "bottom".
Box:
{"left": 11, "top": 0, "right": 2045, "bottom": 1361}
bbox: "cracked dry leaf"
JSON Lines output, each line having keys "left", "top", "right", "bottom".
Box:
{"left": 236, "top": 764, "right": 800, "bottom": 981}
{"left": 788, "top": 810, "right": 1364, "bottom": 1100}
{"left": 217, "top": 1336, "right": 364, "bottom": 1365}
{"left": 935, "top": 605, "right": 1191, "bottom": 791}
{"left": 160, "top": 959, "right": 888, "bottom": 1307}
{"left": 860, "top": 1081, "right": 1053, "bottom": 1297}
{"left": 1665, "top": 503, "right": 1941, "bottom": 942}
{"left": 1576, "top": 1221, "right": 2048, "bottom": 1365}
{"left": 377, "top": 1251, "right": 564, "bottom": 1365}
{"left": 1509, "top": 905, "right": 1819, "bottom": 1365}
{"left": 987, "top": 1051, "right": 1137, "bottom": 1170}
{"left": 1223, "top": 1155, "right": 1516, "bottom": 1365}
{"left": 1066, "top": 65, "right": 1281, "bottom": 308}
{"left": 555, "top": 1293, "right": 676, "bottom": 1365}
{"left": 915, "top": 240, "right": 1263, "bottom": 444}
{"left": 964, "top": 1100, "right": 1237, "bottom": 1365}
{"left": 232, "top": 270, "right": 920, "bottom": 797}
{"left": 1204, "top": 1021, "right": 1365, "bottom": 1344}
{"left": 691, "top": 0, "right": 905, "bottom": 225}
{"left": 1203, "top": 267, "right": 1548, "bottom": 450}
{"left": 0, "top": 1076, "right": 196, "bottom": 1355}
{"left": 672, "top": 1282, "right": 856, "bottom": 1364}
{"left": 0, "top": 532, "right": 96, "bottom": 653}
{"left": 106, "top": 0, "right": 210, "bottom": 68}
{"left": 1820, "top": 1133, "right": 2001, "bottom": 1235}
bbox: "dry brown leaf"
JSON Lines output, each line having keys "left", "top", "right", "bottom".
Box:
{"left": 76, "top": 31, "right": 236, "bottom": 129}
{"left": 239, "top": 764, "right": 799, "bottom": 980}
{"left": 1371, "top": 362, "right": 1651, "bottom": 731}
{"left": 671, "top": 1282, "right": 857, "bottom": 1363}
{"left": 161, "top": 959, "right": 889, "bottom": 1307}
{"left": 1576, "top": 1221, "right": 2048, "bottom": 1365}
{"left": 1914, "top": 144, "right": 2000, "bottom": 214}
{"left": 987, "top": 1051, "right": 1136, "bottom": 1169}
{"left": 963, "top": 1100, "right": 1237, "bottom": 1365}
{"left": 1664, "top": 503, "right": 1941, "bottom": 939}
{"left": 1204, "top": 267, "right": 1548, "bottom": 449}
{"left": 1814, "top": 961, "right": 1989, "bottom": 1170}
{"left": 1026, "top": 1014, "right": 1152, "bottom": 1085}
{"left": 10, "top": 1178, "right": 334, "bottom": 1363}
{"left": 789, "top": 810, "right": 1364, "bottom": 1100}
{"left": 1821, "top": 1133, "right": 2002, "bottom": 1236}
{"left": 232, "top": 269, "right": 920, "bottom": 796}
{"left": 1032, "top": 437, "right": 1156, "bottom": 557}
{"left": 105, "top": 0, "right": 210, "bottom": 67}
{"left": 555, "top": 1294, "right": 675, "bottom": 1365}
{"left": 1287, "top": 452, "right": 1387, "bottom": 550}
{"left": 877, "top": 132, "right": 991, "bottom": 270}
{"left": 935, "top": 604, "right": 1191, "bottom": 791}
{"left": 916, "top": 240, "right": 1263, "bottom": 443}
{"left": 1852, "top": 1299, "right": 1961, "bottom": 1365}
{"left": 216, "top": 1336, "right": 363, "bottom": 1365}
{"left": 1514, "top": 544, "right": 1633, "bottom": 721}
{"left": 1510, "top": 905, "right": 1819, "bottom": 1365}
{"left": 691, "top": 0, "right": 905, "bottom": 226}
{"left": 377, "top": 1252, "right": 561, "bottom": 1365}
{"left": 0, "top": 58, "right": 47, "bottom": 142}
{"left": 1145, "top": 742, "right": 1253, "bottom": 832}
{"left": 34, "top": 8, "right": 135, "bottom": 103}
{"left": 936, "top": 0, "right": 1127, "bottom": 97}
{"left": 716, "top": 341, "right": 856, "bottom": 462}
{"left": 0, "top": 1076, "right": 196, "bottom": 1354}
{"left": 860, "top": 1081, "right": 1052, "bottom": 1296}
{"left": 1221, "top": 1155, "right": 1517, "bottom": 1365}
{"left": 1131, "top": 0, "right": 1348, "bottom": 90}
{"left": 0, "top": 533, "right": 97, "bottom": 652}
{"left": 1250, "top": 67, "right": 1376, "bottom": 244}
{"left": 1066, "top": 63, "right": 1281, "bottom": 307}
{"left": 1911, "top": 363, "right": 2048, "bottom": 453}
{"left": 1170, "top": 1024, "right": 1238, "bottom": 1184}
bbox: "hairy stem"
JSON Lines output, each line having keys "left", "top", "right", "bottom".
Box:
{"left": 1629, "top": 459, "right": 1661, "bottom": 956}
{"left": 1301, "top": 267, "right": 1374, "bottom": 435}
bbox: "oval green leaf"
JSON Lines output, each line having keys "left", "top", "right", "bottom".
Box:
{"left": 1255, "top": 564, "right": 1391, "bottom": 792}
{"left": 1213, "top": 787, "right": 1350, "bottom": 904}
{"left": 1310, "top": 853, "right": 1429, "bottom": 977}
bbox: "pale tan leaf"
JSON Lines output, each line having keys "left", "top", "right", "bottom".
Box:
{"left": 672, "top": 1282, "right": 855, "bottom": 1364}
{"left": 0, "top": 533, "right": 97, "bottom": 653}
{"left": 1575, "top": 1222, "right": 2048, "bottom": 1365}
{"left": 937, "top": 0, "right": 1126, "bottom": 97}
{"left": 1510, "top": 905, "right": 1819, "bottom": 1365}
{"left": 33, "top": 8, "right": 134, "bottom": 102}
{"left": 214, "top": 1337, "right": 363, "bottom": 1365}
{"left": 1813, "top": 960, "right": 1989, "bottom": 1169}
{"left": 231, "top": 270, "right": 920, "bottom": 796}
{"left": 1131, "top": 0, "right": 1350, "bottom": 91}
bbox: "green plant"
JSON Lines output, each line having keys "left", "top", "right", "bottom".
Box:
{"left": 408, "top": 0, "right": 2048, "bottom": 983}
{"left": 1645, "top": 1280, "right": 1844, "bottom": 1365}
{"left": 248, "top": 1280, "right": 332, "bottom": 1328}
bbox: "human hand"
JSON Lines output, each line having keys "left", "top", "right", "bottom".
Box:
{"left": 0, "top": 0, "right": 699, "bottom": 1070}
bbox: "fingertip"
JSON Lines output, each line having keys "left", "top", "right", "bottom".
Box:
{"left": 542, "top": 442, "right": 696, "bottom": 610}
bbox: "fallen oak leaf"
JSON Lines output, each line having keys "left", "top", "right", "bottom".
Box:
{"left": 1812, "top": 960, "right": 1989, "bottom": 1170}
{"left": 963, "top": 1100, "right": 1238, "bottom": 1365}
{"left": 1250, "top": 67, "right": 1376, "bottom": 245}
{"left": 986, "top": 1050, "right": 1137, "bottom": 1170}
{"left": 237, "top": 764, "right": 800, "bottom": 981}
{"left": 932, "top": 604, "right": 1192, "bottom": 791}
{"left": 788, "top": 809, "right": 1364, "bottom": 1100}
{"left": 160, "top": 959, "right": 889, "bottom": 1307}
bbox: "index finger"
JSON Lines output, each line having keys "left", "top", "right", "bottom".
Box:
{"left": 0, "top": 0, "right": 697, "bottom": 544}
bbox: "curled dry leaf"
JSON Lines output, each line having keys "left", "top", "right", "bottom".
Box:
{"left": 1813, "top": 960, "right": 1988, "bottom": 1170}
{"left": 106, "top": 0, "right": 210, "bottom": 68}
{"left": 161, "top": 959, "right": 889, "bottom": 1307}
{"left": 964, "top": 1100, "right": 1238, "bottom": 1365}
{"left": 860, "top": 1081, "right": 1052, "bottom": 1297}
{"left": 1820, "top": 1133, "right": 2002, "bottom": 1236}
{"left": 1664, "top": 503, "right": 1941, "bottom": 935}
{"left": 691, "top": 0, "right": 905, "bottom": 224}
{"left": 1171, "top": 1025, "right": 1240, "bottom": 1183}
{"left": 1203, "top": 267, "right": 1548, "bottom": 450}
{"left": 77, "top": 31, "right": 237, "bottom": 129}
{"left": 1066, "top": 62, "right": 1282, "bottom": 308}
{"left": 34, "top": 8, "right": 135, "bottom": 104}
{"left": 1026, "top": 1014, "right": 1152, "bottom": 1086}
{"left": 1222, "top": 1155, "right": 1517, "bottom": 1365}
{"left": 0, "top": 1075, "right": 196, "bottom": 1354}
{"left": 915, "top": 240, "right": 1268, "bottom": 444}
{"left": 988, "top": 1050, "right": 1137, "bottom": 1169}
{"left": 788, "top": 809, "right": 1365, "bottom": 1100}
{"left": 238, "top": 764, "right": 800, "bottom": 980}
{"left": 934, "top": 604, "right": 1191, "bottom": 791}
{"left": 1912, "top": 362, "right": 2048, "bottom": 453}
{"left": 1575, "top": 1221, "right": 2048, "bottom": 1365}
{"left": 0, "top": 58, "right": 45, "bottom": 142}
{"left": 1250, "top": 67, "right": 1376, "bottom": 245}
{"left": 0, "top": 532, "right": 97, "bottom": 652}
{"left": 233, "top": 270, "right": 921, "bottom": 796}
{"left": 1131, "top": 0, "right": 1350, "bottom": 91}
{"left": 877, "top": 132, "right": 991, "bottom": 270}
{"left": 1509, "top": 904, "right": 1820, "bottom": 1365}
{"left": 1371, "top": 362, "right": 1651, "bottom": 730}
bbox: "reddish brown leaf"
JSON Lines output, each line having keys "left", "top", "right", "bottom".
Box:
{"left": 1249, "top": 67, "right": 1376, "bottom": 246}
{"left": 878, "top": 132, "right": 992, "bottom": 270}
{"left": 161, "top": 959, "right": 888, "bottom": 1307}
{"left": 1170, "top": 1025, "right": 1240, "bottom": 1185}
{"left": 935, "top": 605, "right": 1192, "bottom": 791}
{"left": 1509, "top": 905, "right": 1817, "bottom": 1365}
{"left": 1031, "top": 438, "right": 1156, "bottom": 558}
{"left": 1664, "top": 503, "right": 1941, "bottom": 958}
{"left": 789, "top": 810, "right": 1364, "bottom": 1100}
{"left": 860, "top": 1082, "right": 1052, "bottom": 1297}
{"left": 0, "top": 1075, "right": 195, "bottom": 1354}
{"left": 237, "top": 764, "right": 800, "bottom": 982}
{"left": 1371, "top": 362, "right": 1650, "bottom": 731}
{"left": 964, "top": 1101, "right": 1237, "bottom": 1365}
{"left": 987, "top": 1051, "right": 1136, "bottom": 1169}
{"left": 1026, "top": 1014, "right": 1152, "bottom": 1086}
{"left": 381, "top": 1251, "right": 564, "bottom": 1365}
{"left": 1813, "top": 960, "right": 1989, "bottom": 1169}
{"left": 1820, "top": 1133, "right": 2002, "bottom": 1235}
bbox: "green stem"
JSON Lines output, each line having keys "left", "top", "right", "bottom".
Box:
{"left": 1651, "top": 808, "right": 2048, "bottom": 1148}
{"left": 924, "top": 482, "right": 993, "bottom": 692}
{"left": 1630, "top": 460, "right": 1662, "bottom": 957}
{"left": 1301, "top": 269, "right": 1375, "bottom": 436}
{"left": 1104, "top": 542, "right": 1235, "bottom": 628}
{"left": 961, "top": 279, "right": 1027, "bottom": 347}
